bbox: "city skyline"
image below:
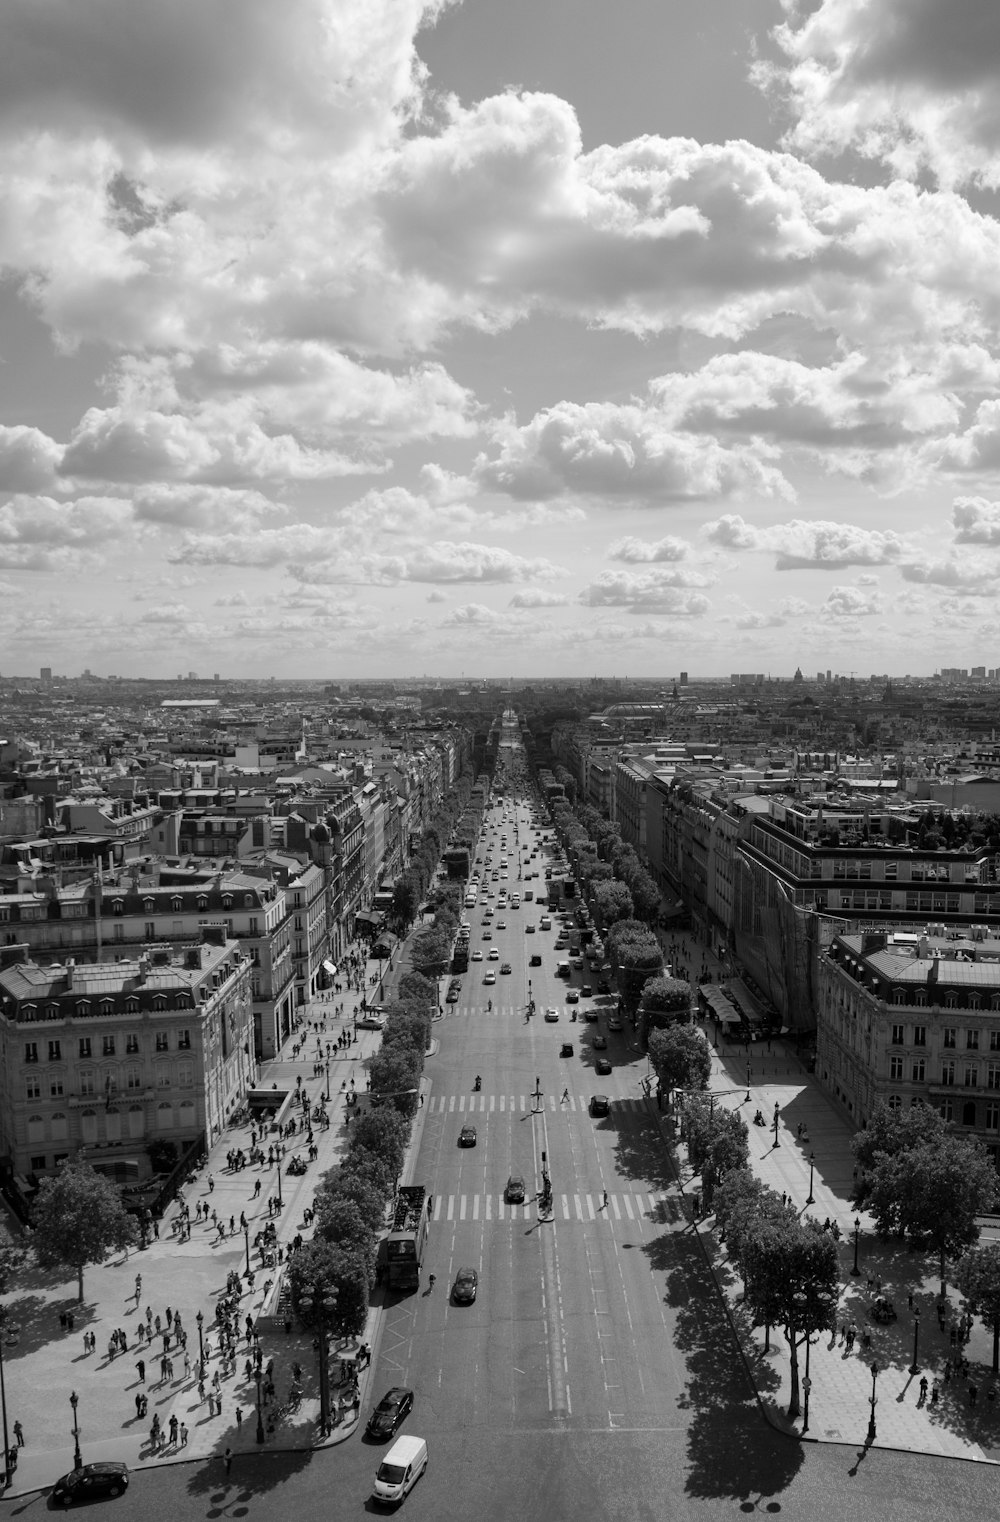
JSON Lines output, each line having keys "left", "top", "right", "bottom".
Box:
{"left": 2, "top": 1, "right": 1000, "bottom": 677}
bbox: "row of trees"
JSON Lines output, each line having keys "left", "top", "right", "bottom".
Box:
{"left": 391, "top": 769, "right": 477, "bottom": 932}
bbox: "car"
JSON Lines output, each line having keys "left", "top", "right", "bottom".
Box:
{"left": 525, "top": 923, "right": 536, "bottom": 934}
{"left": 530, "top": 952, "right": 542, "bottom": 966}
{"left": 590, "top": 1094, "right": 610, "bottom": 1117}
{"left": 51, "top": 1463, "right": 130, "bottom": 1506}
{"left": 505, "top": 1175, "right": 526, "bottom": 1203}
{"left": 366, "top": 1386, "right": 415, "bottom": 1440}
{"left": 357, "top": 1014, "right": 387, "bottom": 1031}
{"left": 595, "top": 1057, "right": 612, "bottom": 1076}
{"left": 573, "top": 957, "right": 585, "bottom": 970}
{"left": 496, "top": 919, "right": 507, "bottom": 929}
{"left": 471, "top": 949, "right": 484, "bottom": 961}
{"left": 607, "top": 1017, "right": 623, "bottom": 1031}
{"left": 459, "top": 1125, "right": 477, "bottom": 1146}
{"left": 484, "top": 970, "right": 496, "bottom": 984}
{"left": 566, "top": 989, "right": 579, "bottom": 1004}
{"left": 452, "top": 1266, "right": 478, "bottom": 1305}
{"left": 592, "top": 1034, "right": 608, "bottom": 1049}
{"left": 482, "top": 929, "right": 492, "bottom": 940}
{"left": 597, "top": 978, "right": 611, "bottom": 995}
{"left": 581, "top": 984, "right": 593, "bottom": 997}
{"left": 488, "top": 947, "right": 500, "bottom": 960}
{"left": 584, "top": 1007, "right": 599, "bottom": 1022}
{"left": 544, "top": 1007, "right": 559, "bottom": 1022}
{"left": 446, "top": 988, "right": 459, "bottom": 1003}
{"left": 540, "top": 916, "right": 551, "bottom": 929}
{"left": 560, "top": 1041, "right": 574, "bottom": 1057}
{"left": 500, "top": 962, "right": 512, "bottom": 974}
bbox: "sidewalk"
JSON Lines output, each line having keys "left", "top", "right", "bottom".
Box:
{"left": 670, "top": 1025, "right": 1000, "bottom": 1463}
{"left": 1, "top": 937, "right": 417, "bottom": 1498}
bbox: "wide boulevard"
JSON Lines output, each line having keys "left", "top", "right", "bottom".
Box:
{"left": 43, "top": 742, "right": 1000, "bottom": 1519}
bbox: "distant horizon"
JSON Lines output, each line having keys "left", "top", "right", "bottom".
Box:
{"left": 2, "top": 669, "right": 977, "bottom": 688}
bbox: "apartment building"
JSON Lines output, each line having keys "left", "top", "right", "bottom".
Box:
{"left": 0, "top": 929, "right": 252, "bottom": 1181}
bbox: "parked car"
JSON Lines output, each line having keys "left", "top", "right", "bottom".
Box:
{"left": 51, "top": 1463, "right": 130, "bottom": 1506}
{"left": 357, "top": 1014, "right": 387, "bottom": 1031}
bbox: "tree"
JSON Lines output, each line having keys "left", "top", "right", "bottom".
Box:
{"left": 851, "top": 1098, "right": 947, "bottom": 1203}
{"left": 742, "top": 1217, "right": 839, "bottom": 1410}
{"left": 626, "top": 867, "right": 661, "bottom": 924}
{"left": 314, "top": 1197, "right": 378, "bottom": 1272}
{"left": 350, "top": 1107, "right": 410, "bottom": 1182}
{"left": 317, "top": 1161, "right": 391, "bottom": 1232}
{"left": 641, "top": 976, "right": 693, "bottom": 1030}
{"left": 867, "top": 1133, "right": 998, "bottom": 1293}
{"left": 648, "top": 1024, "right": 711, "bottom": 1098}
{"left": 957, "top": 1244, "right": 1000, "bottom": 1373}
{"left": 287, "top": 1236, "right": 369, "bottom": 1339}
{"left": 30, "top": 1159, "right": 138, "bottom": 1302}
{"left": 410, "top": 926, "right": 450, "bottom": 977}
{"left": 368, "top": 1044, "right": 421, "bottom": 1117}
{"left": 592, "top": 880, "right": 634, "bottom": 929}
{"left": 682, "top": 1097, "right": 749, "bottom": 1207}
{"left": 392, "top": 878, "right": 419, "bottom": 930}
{"left": 396, "top": 971, "right": 436, "bottom": 1010}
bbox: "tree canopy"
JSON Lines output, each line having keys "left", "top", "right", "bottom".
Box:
{"left": 956, "top": 1244, "right": 1000, "bottom": 1374}
{"left": 30, "top": 1159, "right": 138, "bottom": 1302}
{"left": 641, "top": 976, "right": 693, "bottom": 1029}
{"left": 648, "top": 1024, "right": 711, "bottom": 1095}
{"left": 866, "top": 1132, "right": 998, "bottom": 1292}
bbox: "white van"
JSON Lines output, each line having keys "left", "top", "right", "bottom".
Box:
{"left": 373, "top": 1434, "right": 428, "bottom": 1505}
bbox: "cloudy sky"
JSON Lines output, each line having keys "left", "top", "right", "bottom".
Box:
{"left": 3, "top": 0, "right": 1000, "bottom": 679}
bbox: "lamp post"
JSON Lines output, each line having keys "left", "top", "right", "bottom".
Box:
{"left": 789, "top": 1292, "right": 806, "bottom": 1421}
{"left": 806, "top": 1151, "right": 816, "bottom": 1206}
{"left": 772, "top": 1100, "right": 780, "bottom": 1148}
{"left": 298, "top": 1286, "right": 338, "bottom": 1436}
{"left": 324, "top": 1054, "right": 331, "bottom": 1103}
{"left": 866, "top": 1360, "right": 880, "bottom": 1446}
{"left": 909, "top": 1303, "right": 921, "bottom": 1375}
{"left": 0, "top": 1312, "right": 13, "bottom": 1491}
{"left": 533, "top": 1076, "right": 543, "bottom": 1114}
{"left": 745, "top": 1062, "right": 751, "bottom": 1104}
{"left": 255, "top": 1366, "right": 265, "bottom": 1444}
{"left": 69, "top": 1390, "right": 82, "bottom": 1471}
{"left": 851, "top": 1214, "right": 861, "bottom": 1277}
{"left": 196, "top": 1310, "right": 205, "bottom": 1376}
{"left": 276, "top": 1150, "right": 283, "bottom": 1210}
{"left": 244, "top": 1222, "right": 251, "bottom": 1278}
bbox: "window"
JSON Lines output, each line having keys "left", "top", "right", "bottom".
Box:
{"left": 989, "top": 1064, "right": 1000, "bottom": 1091}
{"left": 963, "top": 1101, "right": 977, "bottom": 1126}
{"left": 30, "top": 1156, "right": 46, "bottom": 1172}
{"left": 155, "top": 1032, "right": 169, "bottom": 1052}
{"left": 171, "top": 897, "right": 183, "bottom": 912}
{"left": 49, "top": 1078, "right": 64, "bottom": 1098}
{"left": 24, "top": 1042, "right": 37, "bottom": 1064}
{"left": 891, "top": 1024, "right": 905, "bottom": 1046}
{"left": 987, "top": 1102, "right": 1000, "bottom": 1133}
{"left": 112, "top": 899, "right": 124, "bottom": 915}
{"left": 965, "top": 1066, "right": 979, "bottom": 1088}
{"left": 125, "top": 1065, "right": 142, "bottom": 1091}
{"left": 912, "top": 1059, "right": 926, "bottom": 1082}
{"left": 967, "top": 1030, "right": 980, "bottom": 1050}
{"left": 177, "top": 1029, "right": 191, "bottom": 1050}
{"left": 888, "top": 1094, "right": 902, "bottom": 1112}
{"left": 79, "top": 1036, "right": 92, "bottom": 1058}
{"left": 890, "top": 1056, "right": 905, "bottom": 1080}
{"left": 943, "top": 1028, "right": 957, "bottom": 1049}
{"left": 144, "top": 922, "right": 155, "bottom": 939}
{"left": 126, "top": 1033, "right": 139, "bottom": 1054}
{"left": 177, "top": 1060, "right": 193, "bottom": 1088}
{"left": 941, "top": 1060, "right": 955, "bottom": 1086}
{"left": 47, "top": 1039, "right": 61, "bottom": 1062}
{"left": 913, "top": 1026, "right": 926, "bottom": 1046}
{"left": 938, "top": 1100, "right": 954, "bottom": 1122}
{"left": 991, "top": 1030, "right": 1000, "bottom": 1052}
{"left": 156, "top": 1065, "right": 171, "bottom": 1089}
{"left": 248, "top": 917, "right": 259, "bottom": 936}
{"left": 79, "top": 1070, "right": 96, "bottom": 1096}
{"left": 102, "top": 1034, "right": 115, "bottom": 1056}
{"left": 25, "top": 1076, "right": 40, "bottom": 1100}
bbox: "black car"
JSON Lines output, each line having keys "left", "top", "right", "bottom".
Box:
{"left": 452, "top": 1266, "right": 479, "bottom": 1304}
{"left": 459, "top": 1125, "right": 477, "bottom": 1146}
{"left": 590, "top": 1094, "right": 610, "bottom": 1117}
{"left": 366, "top": 1386, "right": 415, "bottom": 1440}
{"left": 595, "top": 1057, "right": 612, "bottom": 1076}
{"left": 505, "top": 1174, "right": 526, "bottom": 1203}
{"left": 52, "top": 1463, "right": 130, "bottom": 1506}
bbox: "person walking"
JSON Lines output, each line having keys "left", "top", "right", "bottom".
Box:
{"left": 179, "top": 1423, "right": 188, "bottom": 1448}
{"left": 13, "top": 1421, "right": 23, "bottom": 1447}
{"left": 224, "top": 1447, "right": 233, "bottom": 1477}
{"left": 136, "top": 1358, "right": 145, "bottom": 1383}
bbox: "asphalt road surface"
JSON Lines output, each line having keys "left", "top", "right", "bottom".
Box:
{"left": 30, "top": 749, "right": 1000, "bottom": 1518}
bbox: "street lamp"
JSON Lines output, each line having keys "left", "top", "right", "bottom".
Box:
{"left": 745, "top": 1061, "right": 751, "bottom": 1104}
{"left": 851, "top": 1214, "right": 861, "bottom": 1277}
{"left": 801, "top": 1373, "right": 812, "bottom": 1437}
{"left": 772, "top": 1100, "right": 780, "bottom": 1148}
{"left": 0, "top": 1313, "right": 13, "bottom": 1491}
{"left": 789, "top": 1292, "right": 806, "bottom": 1421}
{"left": 276, "top": 1150, "right": 283, "bottom": 1210}
{"left": 909, "top": 1303, "right": 921, "bottom": 1375}
{"left": 866, "top": 1360, "right": 880, "bottom": 1446}
{"left": 69, "top": 1390, "right": 82, "bottom": 1470}
{"left": 324, "top": 1053, "right": 331, "bottom": 1102}
{"left": 255, "top": 1366, "right": 265, "bottom": 1444}
{"left": 806, "top": 1151, "right": 816, "bottom": 1206}
{"left": 196, "top": 1310, "right": 205, "bottom": 1376}
{"left": 244, "top": 1222, "right": 251, "bottom": 1278}
{"left": 298, "top": 1286, "right": 338, "bottom": 1436}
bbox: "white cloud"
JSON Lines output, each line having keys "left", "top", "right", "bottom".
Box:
{"left": 900, "top": 555, "right": 1000, "bottom": 593}
{"left": 608, "top": 535, "right": 690, "bottom": 564}
{"left": 0, "top": 493, "right": 138, "bottom": 569}
{"left": 703, "top": 514, "right": 906, "bottom": 568}
{"left": 132, "top": 483, "right": 284, "bottom": 530}
{"left": 952, "top": 497, "right": 1000, "bottom": 544}
{"left": 508, "top": 588, "right": 571, "bottom": 608}
{"left": 820, "top": 585, "right": 883, "bottom": 618}
{"left": 0, "top": 425, "right": 62, "bottom": 493}
{"left": 579, "top": 568, "right": 711, "bottom": 616}
{"left": 291, "top": 541, "right": 568, "bottom": 586}
{"left": 760, "top": 0, "right": 1000, "bottom": 190}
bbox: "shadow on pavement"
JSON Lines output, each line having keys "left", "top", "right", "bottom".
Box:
{"left": 184, "top": 1444, "right": 315, "bottom": 1500}
{"left": 611, "top": 1113, "right": 676, "bottom": 1193}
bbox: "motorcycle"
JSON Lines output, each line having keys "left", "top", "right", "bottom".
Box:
{"left": 474, "top": 1076, "right": 482, "bottom": 1092}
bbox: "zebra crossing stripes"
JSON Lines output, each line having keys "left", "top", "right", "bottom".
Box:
{"left": 430, "top": 1190, "right": 673, "bottom": 1223}
{"left": 439, "top": 1002, "right": 523, "bottom": 1019}
{"left": 430, "top": 1093, "right": 647, "bottom": 1115}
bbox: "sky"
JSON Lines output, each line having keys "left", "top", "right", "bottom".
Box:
{"left": 3, "top": 0, "right": 1000, "bottom": 681}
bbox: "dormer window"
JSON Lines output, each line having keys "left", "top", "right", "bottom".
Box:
{"left": 197, "top": 897, "right": 208, "bottom": 911}
{"left": 112, "top": 900, "right": 124, "bottom": 915}
{"left": 143, "top": 898, "right": 155, "bottom": 913}
{"left": 244, "top": 894, "right": 254, "bottom": 907}
{"left": 171, "top": 897, "right": 183, "bottom": 912}
{"left": 222, "top": 896, "right": 233, "bottom": 910}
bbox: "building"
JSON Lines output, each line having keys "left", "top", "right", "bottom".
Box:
{"left": 817, "top": 928, "right": 1000, "bottom": 1165}
{"left": 0, "top": 928, "right": 253, "bottom": 1182}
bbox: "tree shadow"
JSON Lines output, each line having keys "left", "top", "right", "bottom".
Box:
{"left": 1, "top": 1289, "right": 83, "bottom": 1359}
{"left": 183, "top": 1443, "right": 316, "bottom": 1501}
{"left": 644, "top": 1231, "right": 803, "bottom": 1501}
{"left": 612, "top": 1114, "right": 677, "bottom": 1192}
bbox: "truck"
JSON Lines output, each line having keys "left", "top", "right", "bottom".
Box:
{"left": 378, "top": 1186, "right": 431, "bottom": 1292}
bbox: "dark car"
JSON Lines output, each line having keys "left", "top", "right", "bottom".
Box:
{"left": 52, "top": 1463, "right": 130, "bottom": 1506}
{"left": 459, "top": 1125, "right": 477, "bottom": 1147}
{"left": 505, "top": 1174, "right": 526, "bottom": 1203}
{"left": 597, "top": 977, "right": 611, "bottom": 995}
{"left": 452, "top": 1266, "right": 479, "bottom": 1304}
{"left": 590, "top": 1094, "right": 610, "bottom": 1117}
{"left": 366, "top": 1386, "right": 414, "bottom": 1440}
{"left": 560, "top": 1041, "right": 574, "bottom": 1057}
{"left": 592, "top": 1034, "right": 608, "bottom": 1050}
{"left": 595, "top": 1057, "right": 612, "bottom": 1076}
{"left": 446, "top": 988, "right": 459, "bottom": 1003}
{"left": 530, "top": 953, "right": 542, "bottom": 966}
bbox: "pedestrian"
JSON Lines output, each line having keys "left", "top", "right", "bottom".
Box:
{"left": 562, "top": 1087, "right": 569, "bottom": 1102}
{"left": 180, "top": 1423, "right": 188, "bottom": 1447}
{"left": 224, "top": 1447, "right": 233, "bottom": 1477}
{"left": 135, "top": 1392, "right": 143, "bottom": 1419}
{"left": 235, "top": 1405, "right": 243, "bottom": 1430}
{"left": 208, "top": 1173, "right": 215, "bottom": 1193}
{"left": 184, "top": 1351, "right": 192, "bottom": 1378}
{"left": 137, "top": 1358, "right": 145, "bottom": 1383}
{"left": 169, "top": 1414, "right": 179, "bottom": 1445}
{"left": 13, "top": 1421, "right": 23, "bottom": 1447}
{"left": 603, "top": 1190, "right": 609, "bottom": 1209}
{"left": 970, "top": 1383, "right": 979, "bottom": 1407}
{"left": 919, "top": 1375, "right": 928, "bottom": 1401}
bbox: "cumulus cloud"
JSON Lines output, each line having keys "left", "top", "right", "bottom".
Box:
{"left": 0, "top": 425, "right": 63, "bottom": 493}
{"left": 426, "top": 589, "right": 447, "bottom": 603}
{"left": 579, "top": 569, "right": 711, "bottom": 616}
{"left": 132, "top": 483, "right": 284, "bottom": 530}
{"left": 608, "top": 535, "right": 689, "bottom": 563}
{"left": 508, "top": 588, "right": 572, "bottom": 608}
{"left": 703, "top": 514, "right": 906, "bottom": 568}
{"left": 0, "top": 493, "right": 138, "bottom": 569}
{"left": 478, "top": 400, "right": 791, "bottom": 503}
{"left": 820, "top": 585, "right": 883, "bottom": 618}
{"left": 440, "top": 603, "right": 508, "bottom": 628}
{"left": 286, "top": 540, "right": 567, "bottom": 586}
{"left": 760, "top": 0, "right": 1000, "bottom": 190}
{"left": 900, "top": 555, "right": 1000, "bottom": 593}
{"left": 952, "top": 497, "right": 1000, "bottom": 544}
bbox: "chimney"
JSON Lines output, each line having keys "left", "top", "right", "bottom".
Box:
{"left": 65, "top": 957, "right": 75, "bottom": 989}
{"left": 137, "top": 954, "right": 150, "bottom": 985}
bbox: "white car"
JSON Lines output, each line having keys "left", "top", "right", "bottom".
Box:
{"left": 544, "top": 1007, "right": 559, "bottom": 1022}
{"left": 488, "top": 947, "right": 500, "bottom": 960}
{"left": 472, "top": 949, "right": 484, "bottom": 962}
{"left": 497, "top": 919, "right": 507, "bottom": 929}
{"left": 357, "top": 1014, "right": 386, "bottom": 1031}
{"left": 484, "top": 970, "right": 497, "bottom": 985}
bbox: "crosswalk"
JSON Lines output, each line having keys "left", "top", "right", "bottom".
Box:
{"left": 439, "top": 1002, "right": 525, "bottom": 1019}
{"left": 427, "top": 1093, "right": 648, "bottom": 1114}
{"left": 428, "top": 1189, "right": 677, "bottom": 1224}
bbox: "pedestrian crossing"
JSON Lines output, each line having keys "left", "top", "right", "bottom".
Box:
{"left": 440, "top": 1002, "right": 526, "bottom": 1019}
{"left": 428, "top": 1093, "right": 648, "bottom": 1115}
{"left": 429, "top": 1189, "right": 677, "bottom": 1225}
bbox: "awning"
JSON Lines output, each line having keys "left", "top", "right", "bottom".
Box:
{"left": 322, "top": 959, "right": 337, "bottom": 976}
